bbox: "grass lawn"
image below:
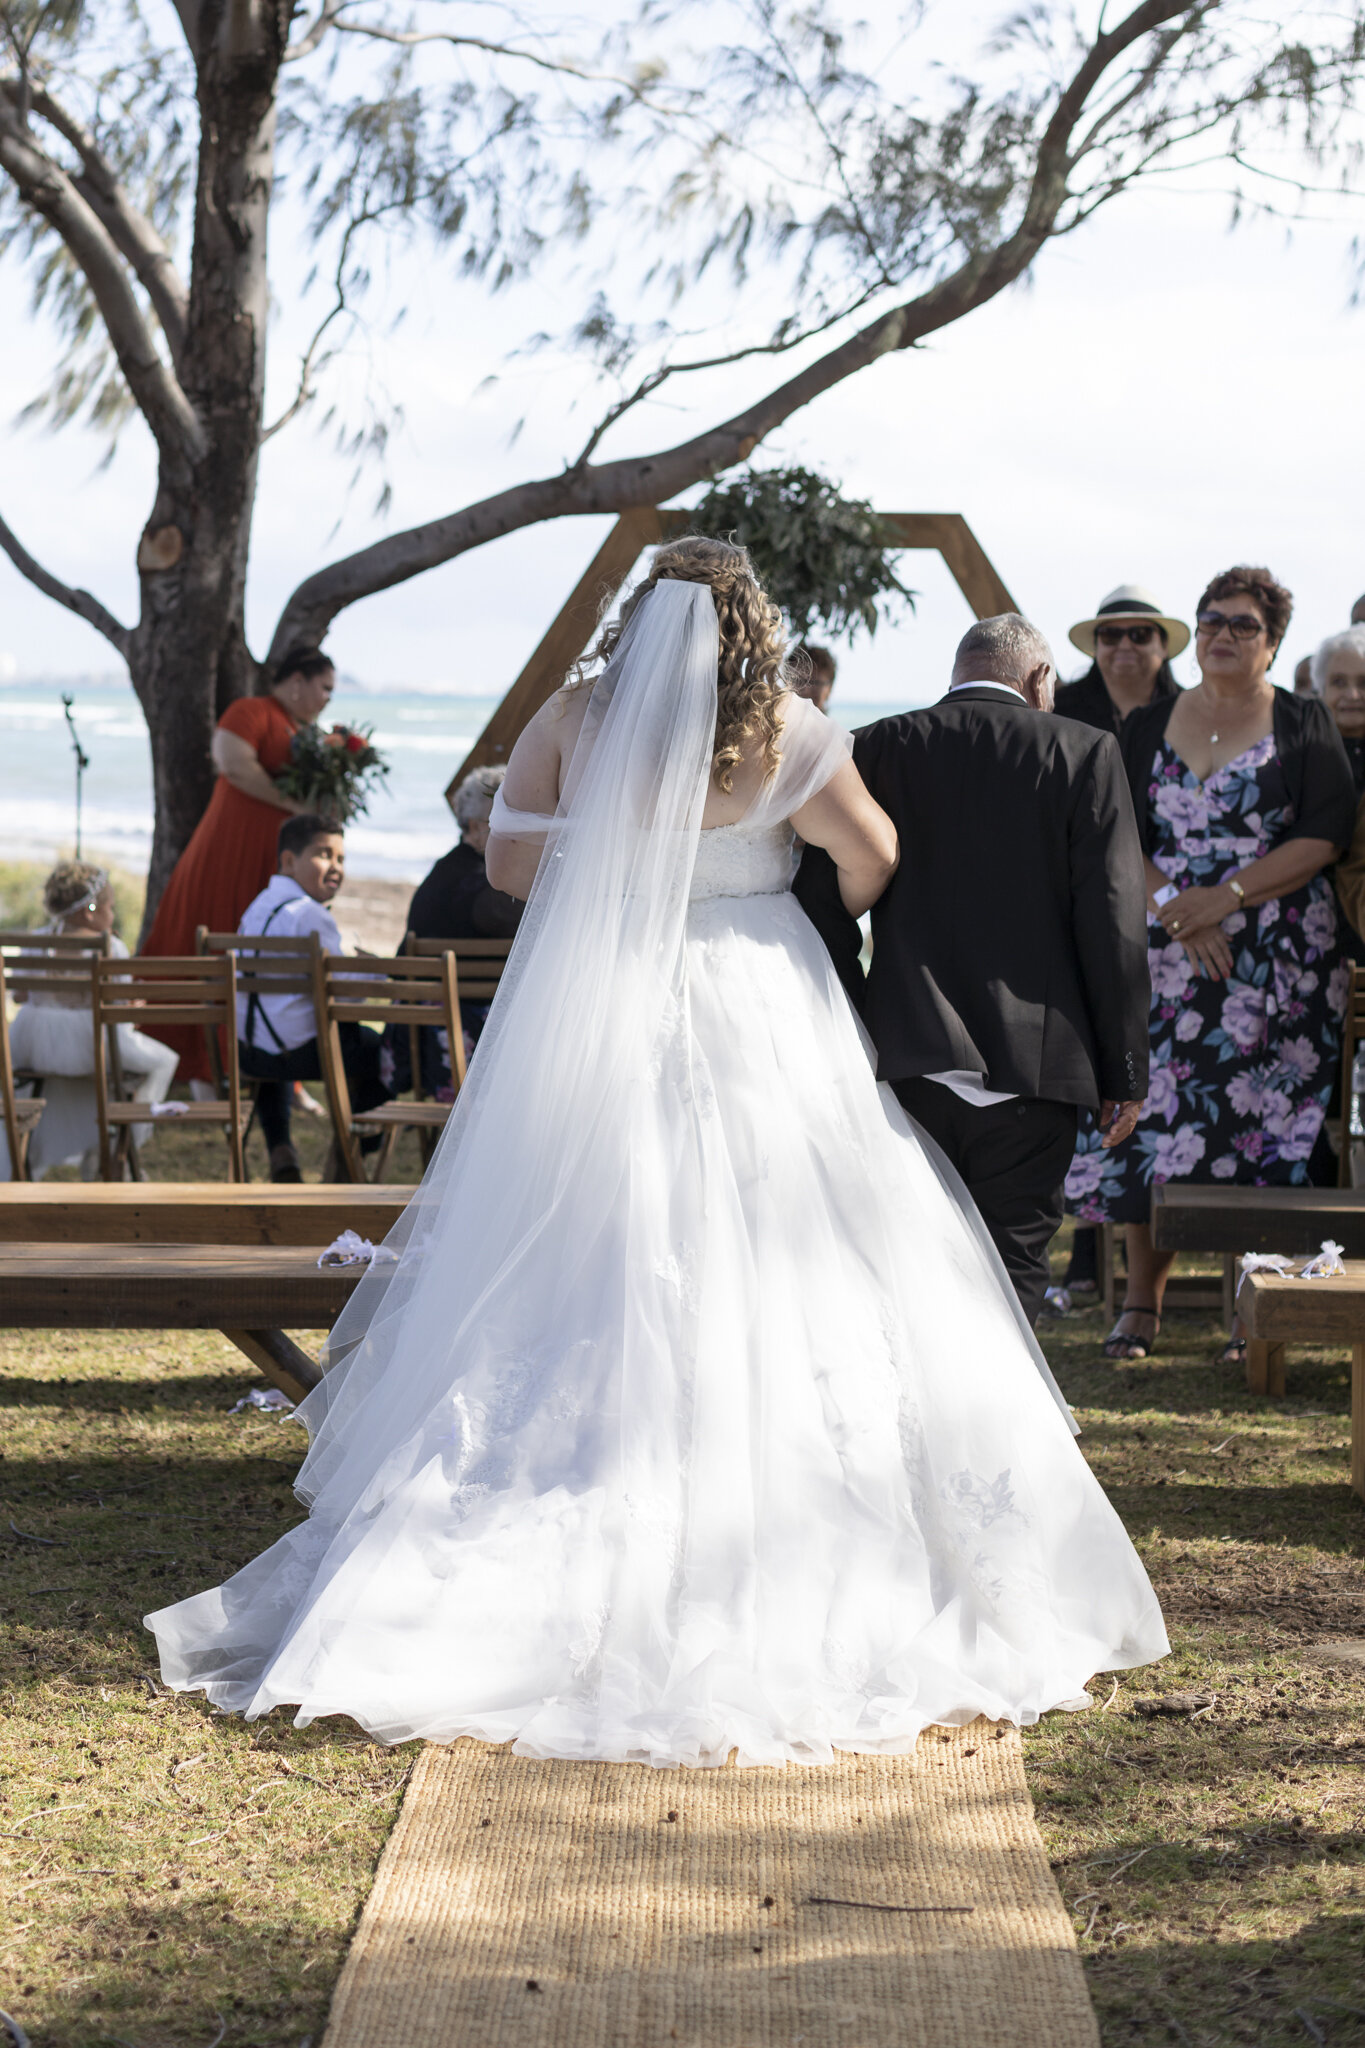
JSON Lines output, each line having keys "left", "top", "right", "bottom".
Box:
{"left": 0, "top": 1230, "right": 1362, "bottom": 2046}
{"left": 1025, "top": 1287, "right": 1365, "bottom": 2046}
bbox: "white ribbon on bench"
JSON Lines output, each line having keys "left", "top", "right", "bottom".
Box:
{"left": 317, "top": 1230, "right": 399, "bottom": 1269}
{"left": 1240, "top": 1241, "right": 1346, "bottom": 1281}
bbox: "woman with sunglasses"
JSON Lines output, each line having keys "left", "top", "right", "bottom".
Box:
{"left": 1055, "top": 584, "right": 1186, "bottom": 737}
{"left": 1055, "top": 587, "right": 1187, "bottom": 1302}
{"left": 1068, "top": 567, "right": 1356, "bottom": 1364}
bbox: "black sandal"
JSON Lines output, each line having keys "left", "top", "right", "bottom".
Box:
{"left": 1103, "top": 1306, "right": 1161, "bottom": 1361}
{"left": 1217, "top": 1335, "right": 1247, "bottom": 1367}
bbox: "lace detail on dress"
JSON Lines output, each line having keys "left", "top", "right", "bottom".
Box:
{"left": 689, "top": 820, "right": 796, "bottom": 902}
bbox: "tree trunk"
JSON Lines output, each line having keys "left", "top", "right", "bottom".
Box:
{"left": 133, "top": 0, "right": 282, "bottom": 935}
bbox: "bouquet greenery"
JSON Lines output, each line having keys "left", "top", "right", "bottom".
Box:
{"left": 275, "top": 722, "right": 390, "bottom": 822}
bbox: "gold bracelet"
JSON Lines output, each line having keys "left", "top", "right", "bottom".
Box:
{"left": 1228, "top": 878, "right": 1246, "bottom": 905}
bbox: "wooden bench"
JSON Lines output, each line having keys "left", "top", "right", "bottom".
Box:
{"left": 1155, "top": 1185, "right": 1365, "bottom": 1398}
{"left": 1153, "top": 1184, "right": 1365, "bottom": 1256}
{"left": 1236, "top": 1262, "right": 1365, "bottom": 1500}
{"left": 0, "top": 1183, "right": 415, "bottom": 1403}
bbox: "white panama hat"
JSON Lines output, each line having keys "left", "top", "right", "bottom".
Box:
{"left": 1068, "top": 583, "right": 1191, "bottom": 660}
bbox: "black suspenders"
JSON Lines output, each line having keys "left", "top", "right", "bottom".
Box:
{"left": 243, "top": 900, "right": 293, "bottom": 1054}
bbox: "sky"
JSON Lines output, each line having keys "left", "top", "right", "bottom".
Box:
{"left": 3, "top": 6, "right": 1365, "bottom": 708}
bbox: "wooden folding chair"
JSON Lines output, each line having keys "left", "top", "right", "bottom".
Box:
{"left": 0, "top": 930, "right": 114, "bottom": 955}
{"left": 1340, "top": 962, "right": 1365, "bottom": 1186}
{"left": 196, "top": 926, "right": 324, "bottom": 1119}
{"left": 0, "top": 952, "right": 46, "bottom": 1179}
{"left": 91, "top": 954, "right": 250, "bottom": 1181}
{"left": 401, "top": 932, "right": 514, "bottom": 1102}
{"left": 315, "top": 953, "right": 461, "bottom": 1182}
{"left": 0, "top": 932, "right": 114, "bottom": 1181}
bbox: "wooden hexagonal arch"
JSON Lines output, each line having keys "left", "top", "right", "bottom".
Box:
{"left": 445, "top": 507, "right": 1020, "bottom": 809}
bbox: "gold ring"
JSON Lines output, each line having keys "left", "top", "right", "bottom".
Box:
{"left": 1171, "top": 920, "right": 1181, "bottom": 933}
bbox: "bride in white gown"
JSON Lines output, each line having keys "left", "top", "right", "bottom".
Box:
{"left": 148, "top": 540, "right": 1166, "bottom": 1766}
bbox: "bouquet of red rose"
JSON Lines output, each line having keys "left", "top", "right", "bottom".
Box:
{"left": 275, "top": 722, "right": 389, "bottom": 822}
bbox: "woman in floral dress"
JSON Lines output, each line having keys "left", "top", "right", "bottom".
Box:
{"left": 1065, "top": 567, "right": 1356, "bottom": 1364}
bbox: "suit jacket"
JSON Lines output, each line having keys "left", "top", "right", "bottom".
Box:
{"left": 793, "top": 686, "right": 1151, "bottom": 1111}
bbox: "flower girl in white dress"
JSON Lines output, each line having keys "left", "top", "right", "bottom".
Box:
{"left": 148, "top": 540, "right": 1166, "bottom": 1766}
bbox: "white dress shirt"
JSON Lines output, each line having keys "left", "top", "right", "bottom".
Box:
{"left": 922, "top": 680, "right": 1024, "bottom": 1108}
{"left": 235, "top": 873, "right": 341, "bottom": 1051}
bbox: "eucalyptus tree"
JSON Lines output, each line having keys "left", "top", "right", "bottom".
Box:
{"left": 2, "top": 0, "right": 1362, "bottom": 910}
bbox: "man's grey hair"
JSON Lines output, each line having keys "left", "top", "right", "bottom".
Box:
{"left": 1310, "top": 625, "right": 1365, "bottom": 693}
{"left": 952, "top": 613, "right": 1055, "bottom": 690}
{"left": 453, "top": 763, "right": 506, "bottom": 829}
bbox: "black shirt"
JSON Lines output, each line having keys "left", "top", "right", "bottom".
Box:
{"left": 406, "top": 841, "right": 522, "bottom": 942}
{"left": 1053, "top": 666, "right": 1177, "bottom": 740}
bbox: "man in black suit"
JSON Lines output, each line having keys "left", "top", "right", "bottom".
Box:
{"left": 794, "top": 613, "right": 1150, "bottom": 1326}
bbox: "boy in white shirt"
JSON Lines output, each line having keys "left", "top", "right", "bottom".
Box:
{"left": 237, "top": 813, "right": 390, "bottom": 1181}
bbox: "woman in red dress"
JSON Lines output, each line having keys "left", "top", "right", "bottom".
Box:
{"left": 140, "top": 647, "right": 337, "bottom": 1082}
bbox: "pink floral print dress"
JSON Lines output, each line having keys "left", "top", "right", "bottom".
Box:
{"left": 1066, "top": 733, "right": 1349, "bottom": 1224}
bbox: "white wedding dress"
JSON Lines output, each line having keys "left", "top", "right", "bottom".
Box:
{"left": 148, "top": 580, "right": 1166, "bottom": 1765}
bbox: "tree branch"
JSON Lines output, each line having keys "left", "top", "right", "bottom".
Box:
{"left": 260, "top": 205, "right": 385, "bottom": 440}
{"left": 0, "top": 98, "right": 205, "bottom": 470}
{"left": 565, "top": 285, "right": 883, "bottom": 472}
{"left": 283, "top": 0, "right": 346, "bottom": 65}
{"left": 268, "top": 0, "right": 1223, "bottom": 657}
{"left": 0, "top": 505, "right": 132, "bottom": 657}
{"left": 331, "top": 15, "right": 696, "bottom": 106}
{"left": 2, "top": 78, "right": 191, "bottom": 366}
{"left": 167, "top": 0, "right": 202, "bottom": 65}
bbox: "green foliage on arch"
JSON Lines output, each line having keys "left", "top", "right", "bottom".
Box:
{"left": 690, "top": 466, "right": 915, "bottom": 641}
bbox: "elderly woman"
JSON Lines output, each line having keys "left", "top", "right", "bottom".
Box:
{"left": 2, "top": 862, "right": 179, "bottom": 1179}
{"left": 1055, "top": 585, "right": 1188, "bottom": 1298}
{"left": 140, "top": 645, "right": 336, "bottom": 1083}
{"left": 1054, "top": 583, "right": 1187, "bottom": 736}
{"left": 405, "top": 765, "right": 523, "bottom": 943}
{"left": 1318, "top": 626, "right": 1365, "bottom": 969}
{"left": 1065, "top": 567, "right": 1356, "bottom": 1364}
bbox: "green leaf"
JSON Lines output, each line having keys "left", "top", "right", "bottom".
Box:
{"left": 689, "top": 465, "right": 915, "bottom": 641}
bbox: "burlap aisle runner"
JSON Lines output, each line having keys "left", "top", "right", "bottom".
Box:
{"left": 323, "top": 1721, "right": 1097, "bottom": 2048}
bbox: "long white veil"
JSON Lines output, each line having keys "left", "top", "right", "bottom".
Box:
{"left": 294, "top": 576, "right": 721, "bottom": 1511}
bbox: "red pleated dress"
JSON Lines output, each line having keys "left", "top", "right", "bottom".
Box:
{"left": 140, "top": 696, "right": 299, "bottom": 1083}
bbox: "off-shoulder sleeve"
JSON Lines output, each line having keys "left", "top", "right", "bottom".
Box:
{"left": 488, "top": 785, "right": 561, "bottom": 844}
{"left": 742, "top": 693, "right": 853, "bottom": 826}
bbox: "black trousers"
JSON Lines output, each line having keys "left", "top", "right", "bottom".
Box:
{"left": 239, "top": 1023, "right": 389, "bottom": 1152}
{"left": 892, "top": 1078, "right": 1079, "bottom": 1328}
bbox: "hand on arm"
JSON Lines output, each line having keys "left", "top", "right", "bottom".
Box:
{"left": 1153, "top": 837, "right": 1337, "bottom": 981}
{"left": 211, "top": 727, "right": 302, "bottom": 813}
{"left": 788, "top": 761, "right": 898, "bottom": 917}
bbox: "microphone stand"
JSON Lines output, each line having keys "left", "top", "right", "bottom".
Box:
{"left": 61, "top": 693, "right": 90, "bottom": 860}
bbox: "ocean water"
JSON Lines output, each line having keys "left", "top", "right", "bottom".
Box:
{"left": 0, "top": 677, "right": 919, "bottom": 882}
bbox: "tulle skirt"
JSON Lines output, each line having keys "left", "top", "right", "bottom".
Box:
{"left": 147, "top": 888, "right": 1166, "bottom": 1765}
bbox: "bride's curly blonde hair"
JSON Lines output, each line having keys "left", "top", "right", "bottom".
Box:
{"left": 571, "top": 536, "right": 787, "bottom": 792}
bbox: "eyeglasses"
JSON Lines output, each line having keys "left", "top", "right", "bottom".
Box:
{"left": 1096, "top": 623, "right": 1159, "bottom": 648}
{"left": 1195, "top": 609, "right": 1265, "bottom": 641}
